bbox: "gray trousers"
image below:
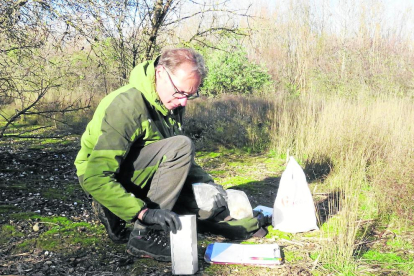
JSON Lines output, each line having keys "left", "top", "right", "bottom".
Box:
{"left": 117, "top": 135, "right": 197, "bottom": 213}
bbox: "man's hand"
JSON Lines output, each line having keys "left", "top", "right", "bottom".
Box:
{"left": 140, "top": 209, "right": 182, "bottom": 234}
{"left": 198, "top": 182, "right": 230, "bottom": 221}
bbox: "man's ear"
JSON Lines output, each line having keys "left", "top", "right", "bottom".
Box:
{"left": 154, "top": 65, "right": 162, "bottom": 82}
{"left": 155, "top": 65, "right": 163, "bottom": 75}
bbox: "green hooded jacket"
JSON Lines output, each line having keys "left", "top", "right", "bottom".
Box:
{"left": 74, "top": 58, "right": 212, "bottom": 221}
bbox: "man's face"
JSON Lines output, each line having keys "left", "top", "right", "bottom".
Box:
{"left": 155, "top": 62, "right": 201, "bottom": 110}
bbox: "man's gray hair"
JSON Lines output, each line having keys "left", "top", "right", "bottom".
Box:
{"left": 157, "top": 48, "right": 207, "bottom": 80}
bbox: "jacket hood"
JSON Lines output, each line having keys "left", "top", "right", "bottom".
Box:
{"left": 129, "top": 57, "right": 169, "bottom": 116}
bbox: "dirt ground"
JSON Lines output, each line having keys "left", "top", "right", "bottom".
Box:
{"left": 0, "top": 138, "right": 322, "bottom": 276}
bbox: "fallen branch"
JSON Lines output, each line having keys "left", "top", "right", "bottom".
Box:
{"left": 280, "top": 238, "right": 305, "bottom": 247}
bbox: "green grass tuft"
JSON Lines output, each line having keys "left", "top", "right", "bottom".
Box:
{"left": 221, "top": 176, "right": 257, "bottom": 188}
{"left": 11, "top": 216, "right": 107, "bottom": 254}
{"left": 9, "top": 212, "right": 40, "bottom": 220}
{"left": 266, "top": 226, "right": 293, "bottom": 240}
{"left": 361, "top": 250, "right": 414, "bottom": 272}
{"left": 0, "top": 205, "right": 19, "bottom": 214}
{"left": 0, "top": 224, "right": 25, "bottom": 244}
{"left": 284, "top": 251, "right": 304, "bottom": 262}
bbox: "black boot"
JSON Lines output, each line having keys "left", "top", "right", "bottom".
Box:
{"left": 126, "top": 220, "right": 171, "bottom": 262}
{"left": 91, "top": 200, "right": 130, "bottom": 244}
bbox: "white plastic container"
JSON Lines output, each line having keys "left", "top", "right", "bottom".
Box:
{"left": 170, "top": 215, "right": 198, "bottom": 275}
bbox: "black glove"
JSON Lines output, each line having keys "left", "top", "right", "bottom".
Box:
{"left": 212, "top": 193, "right": 226, "bottom": 209}
{"left": 253, "top": 210, "right": 272, "bottom": 227}
{"left": 198, "top": 182, "right": 230, "bottom": 221}
{"left": 141, "top": 209, "right": 182, "bottom": 234}
{"left": 207, "top": 182, "right": 228, "bottom": 210}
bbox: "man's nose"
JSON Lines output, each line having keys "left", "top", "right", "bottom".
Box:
{"left": 179, "top": 97, "right": 188, "bottom": 107}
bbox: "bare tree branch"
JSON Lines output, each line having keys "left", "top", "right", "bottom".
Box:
{"left": 0, "top": 0, "right": 252, "bottom": 139}
{"left": 0, "top": 82, "right": 57, "bottom": 138}
{"left": 24, "top": 106, "right": 91, "bottom": 115}
{"left": 166, "top": 8, "right": 251, "bottom": 26}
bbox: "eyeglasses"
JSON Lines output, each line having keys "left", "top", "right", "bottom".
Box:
{"left": 163, "top": 66, "right": 199, "bottom": 100}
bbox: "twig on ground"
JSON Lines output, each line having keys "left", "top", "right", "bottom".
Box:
{"left": 6, "top": 252, "right": 33, "bottom": 258}
{"left": 301, "top": 237, "right": 332, "bottom": 242}
{"left": 36, "top": 222, "right": 60, "bottom": 226}
{"left": 280, "top": 239, "right": 305, "bottom": 247}
{"left": 354, "top": 219, "right": 375, "bottom": 224}
{"left": 355, "top": 239, "right": 383, "bottom": 246}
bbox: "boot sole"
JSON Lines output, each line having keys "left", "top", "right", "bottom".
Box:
{"left": 126, "top": 246, "right": 171, "bottom": 262}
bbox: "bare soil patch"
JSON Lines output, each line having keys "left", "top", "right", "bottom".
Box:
{"left": 1, "top": 138, "right": 321, "bottom": 276}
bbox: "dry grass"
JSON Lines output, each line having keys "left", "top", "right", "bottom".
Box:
{"left": 186, "top": 93, "right": 414, "bottom": 273}
{"left": 269, "top": 94, "right": 414, "bottom": 271}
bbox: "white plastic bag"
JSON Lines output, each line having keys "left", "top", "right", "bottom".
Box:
{"left": 272, "top": 156, "right": 318, "bottom": 233}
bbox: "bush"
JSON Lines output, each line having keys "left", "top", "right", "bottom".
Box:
{"left": 201, "top": 46, "right": 272, "bottom": 96}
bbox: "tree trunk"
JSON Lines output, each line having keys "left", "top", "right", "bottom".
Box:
{"left": 145, "top": 0, "right": 173, "bottom": 60}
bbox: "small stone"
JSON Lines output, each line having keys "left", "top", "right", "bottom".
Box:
{"left": 44, "top": 251, "right": 49, "bottom": 256}
{"left": 68, "top": 268, "right": 74, "bottom": 273}
{"left": 33, "top": 223, "right": 40, "bottom": 232}
{"left": 45, "top": 261, "right": 52, "bottom": 265}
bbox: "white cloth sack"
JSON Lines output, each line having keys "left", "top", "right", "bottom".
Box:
{"left": 192, "top": 183, "right": 219, "bottom": 211}
{"left": 272, "top": 156, "right": 318, "bottom": 233}
{"left": 226, "top": 189, "right": 253, "bottom": 220}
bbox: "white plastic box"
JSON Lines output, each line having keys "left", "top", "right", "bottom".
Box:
{"left": 170, "top": 215, "right": 198, "bottom": 275}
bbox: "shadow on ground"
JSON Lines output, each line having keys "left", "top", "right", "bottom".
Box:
{"left": 304, "top": 156, "right": 333, "bottom": 184}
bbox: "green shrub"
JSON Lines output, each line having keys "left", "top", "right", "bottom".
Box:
{"left": 201, "top": 45, "right": 272, "bottom": 96}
